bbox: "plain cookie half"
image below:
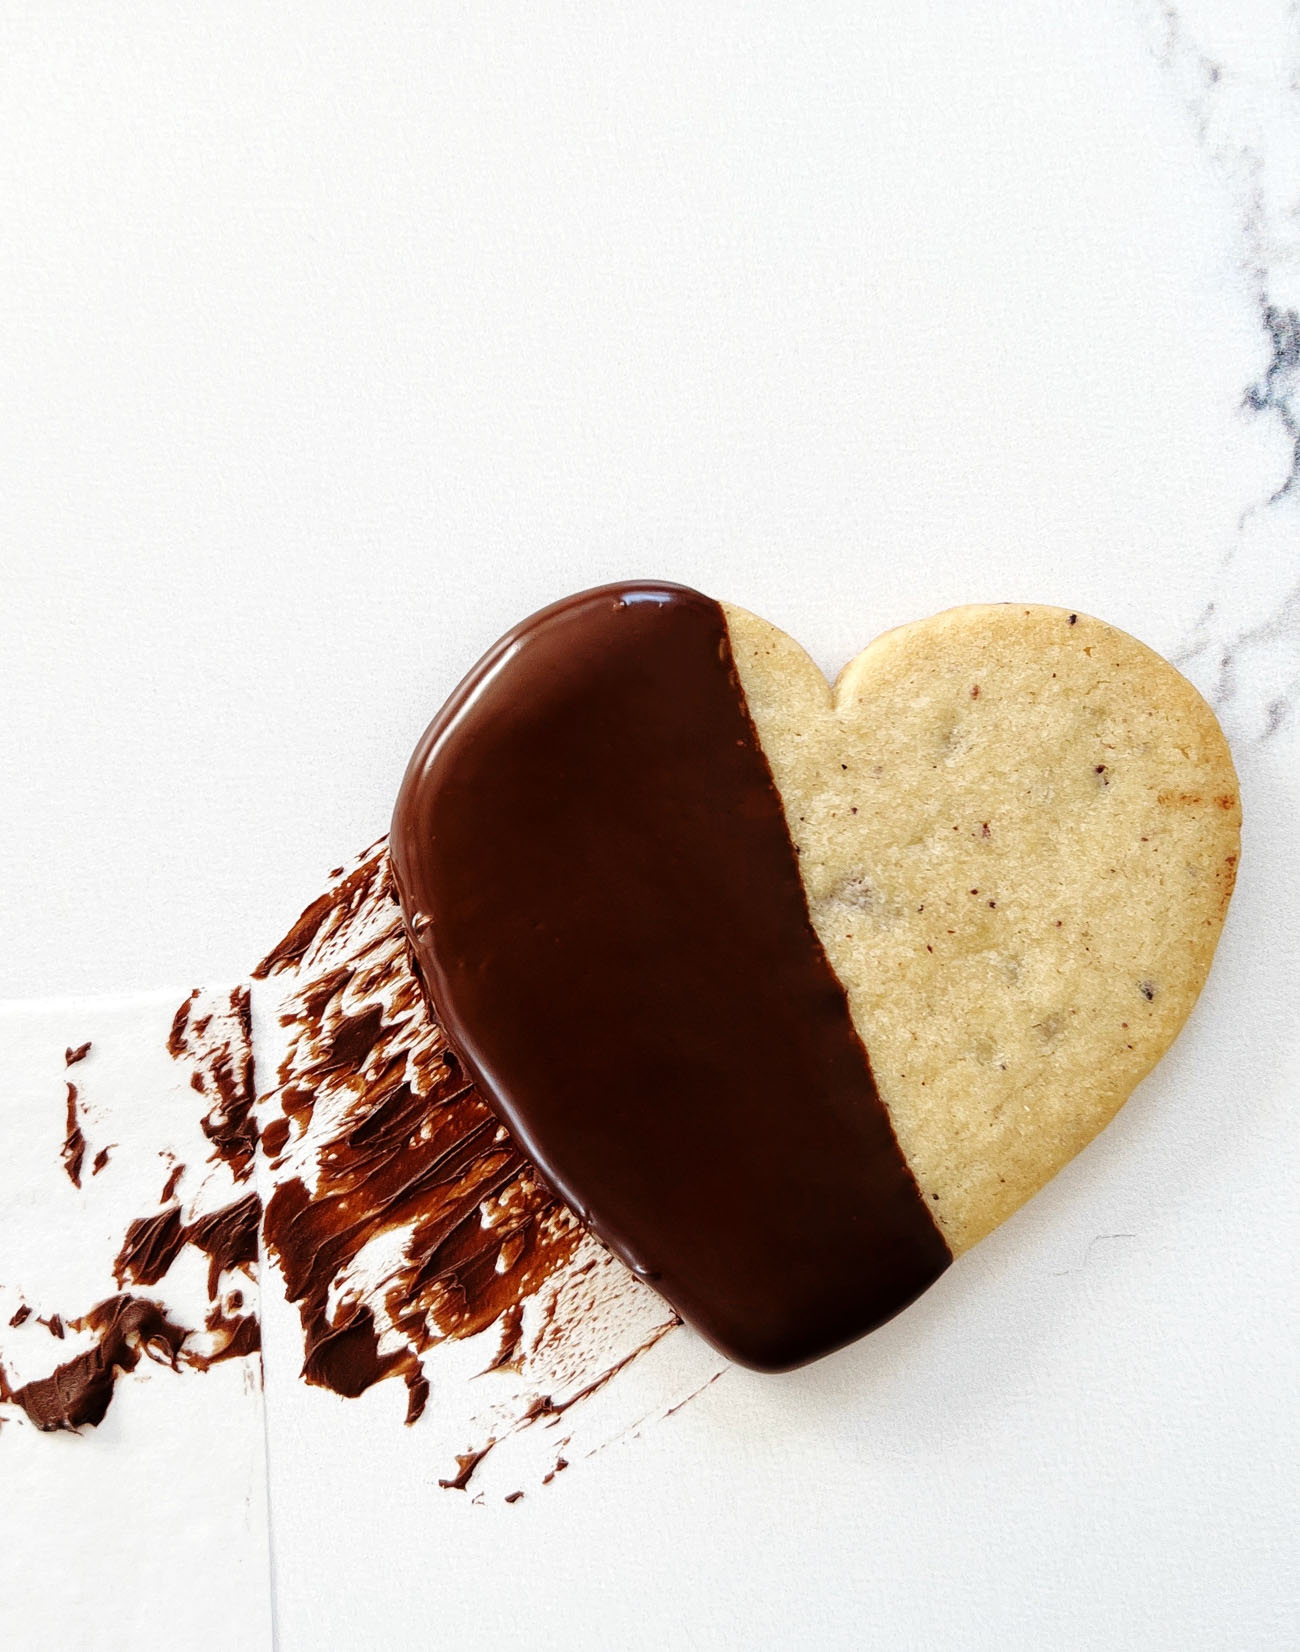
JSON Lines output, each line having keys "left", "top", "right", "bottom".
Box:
{"left": 724, "top": 601, "right": 1240, "bottom": 1255}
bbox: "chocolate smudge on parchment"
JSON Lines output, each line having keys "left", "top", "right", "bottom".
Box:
{"left": 0, "top": 1296, "right": 189, "bottom": 1432}
{"left": 0, "top": 1285, "right": 256, "bottom": 1434}
{"left": 254, "top": 841, "right": 719, "bottom": 1494}
{"left": 0, "top": 988, "right": 263, "bottom": 1435}
{"left": 6, "top": 853, "right": 723, "bottom": 1476}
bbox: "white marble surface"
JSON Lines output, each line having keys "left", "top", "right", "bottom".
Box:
{"left": 0, "top": 3, "right": 1296, "bottom": 1649}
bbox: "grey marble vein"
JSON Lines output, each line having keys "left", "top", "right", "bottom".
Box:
{"left": 1142, "top": 0, "right": 1300, "bottom": 744}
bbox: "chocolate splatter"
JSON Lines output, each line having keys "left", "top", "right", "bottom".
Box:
{"left": 65, "top": 1042, "right": 92, "bottom": 1067}
{"left": 60, "top": 1082, "right": 86, "bottom": 1189}
{"left": 0, "top": 1296, "right": 187, "bottom": 1433}
{"left": 160, "top": 1161, "right": 186, "bottom": 1204}
{"left": 91, "top": 1146, "right": 112, "bottom": 1176}
{"left": 8, "top": 1306, "right": 31, "bottom": 1329}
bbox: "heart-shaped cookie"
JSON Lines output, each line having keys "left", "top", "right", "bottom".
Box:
{"left": 391, "top": 584, "right": 1238, "bottom": 1371}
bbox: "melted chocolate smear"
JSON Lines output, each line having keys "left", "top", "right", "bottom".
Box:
{"left": 160, "top": 1161, "right": 186, "bottom": 1204}
{"left": 300, "top": 1301, "right": 406, "bottom": 1397}
{"left": 91, "top": 1146, "right": 112, "bottom": 1176}
{"left": 253, "top": 842, "right": 388, "bottom": 980}
{"left": 261, "top": 1117, "right": 291, "bottom": 1161}
{"left": 114, "top": 1194, "right": 260, "bottom": 1300}
{"left": 169, "top": 986, "right": 258, "bottom": 1182}
{"left": 255, "top": 845, "right": 683, "bottom": 1474}
{"left": 260, "top": 986, "right": 581, "bottom": 1407}
{"left": 439, "top": 1445, "right": 492, "bottom": 1492}
{"left": 114, "top": 1207, "right": 186, "bottom": 1288}
{"left": 187, "top": 1304, "right": 262, "bottom": 1371}
{"left": 60, "top": 1082, "right": 86, "bottom": 1189}
{"left": 0, "top": 1296, "right": 187, "bottom": 1433}
{"left": 5, "top": 1230, "right": 260, "bottom": 1432}
{"left": 186, "top": 1193, "right": 261, "bottom": 1299}
{"left": 481, "top": 1302, "right": 525, "bottom": 1374}
{"left": 65, "top": 1041, "right": 92, "bottom": 1067}
{"left": 391, "top": 582, "right": 952, "bottom": 1371}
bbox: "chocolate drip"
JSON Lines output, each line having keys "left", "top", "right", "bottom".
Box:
{"left": 392, "top": 582, "right": 951, "bottom": 1371}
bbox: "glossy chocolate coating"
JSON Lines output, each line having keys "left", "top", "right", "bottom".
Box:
{"left": 391, "top": 582, "right": 950, "bottom": 1370}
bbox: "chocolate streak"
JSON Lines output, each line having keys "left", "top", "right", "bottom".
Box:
{"left": 60, "top": 1082, "right": 85, "bottom": 1189}
{"left": 168, "top": 986, "right": 258, "bottom": 1183}
{"left": 392, "top": 583, "right": 952, "bottom": 1371}
{"left": 255, "top": 848, "right": 585, "bottom": 1412}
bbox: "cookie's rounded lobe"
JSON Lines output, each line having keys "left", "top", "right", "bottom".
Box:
{"left": 391, "top": 582, "right": 950, "bottom": 1371}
